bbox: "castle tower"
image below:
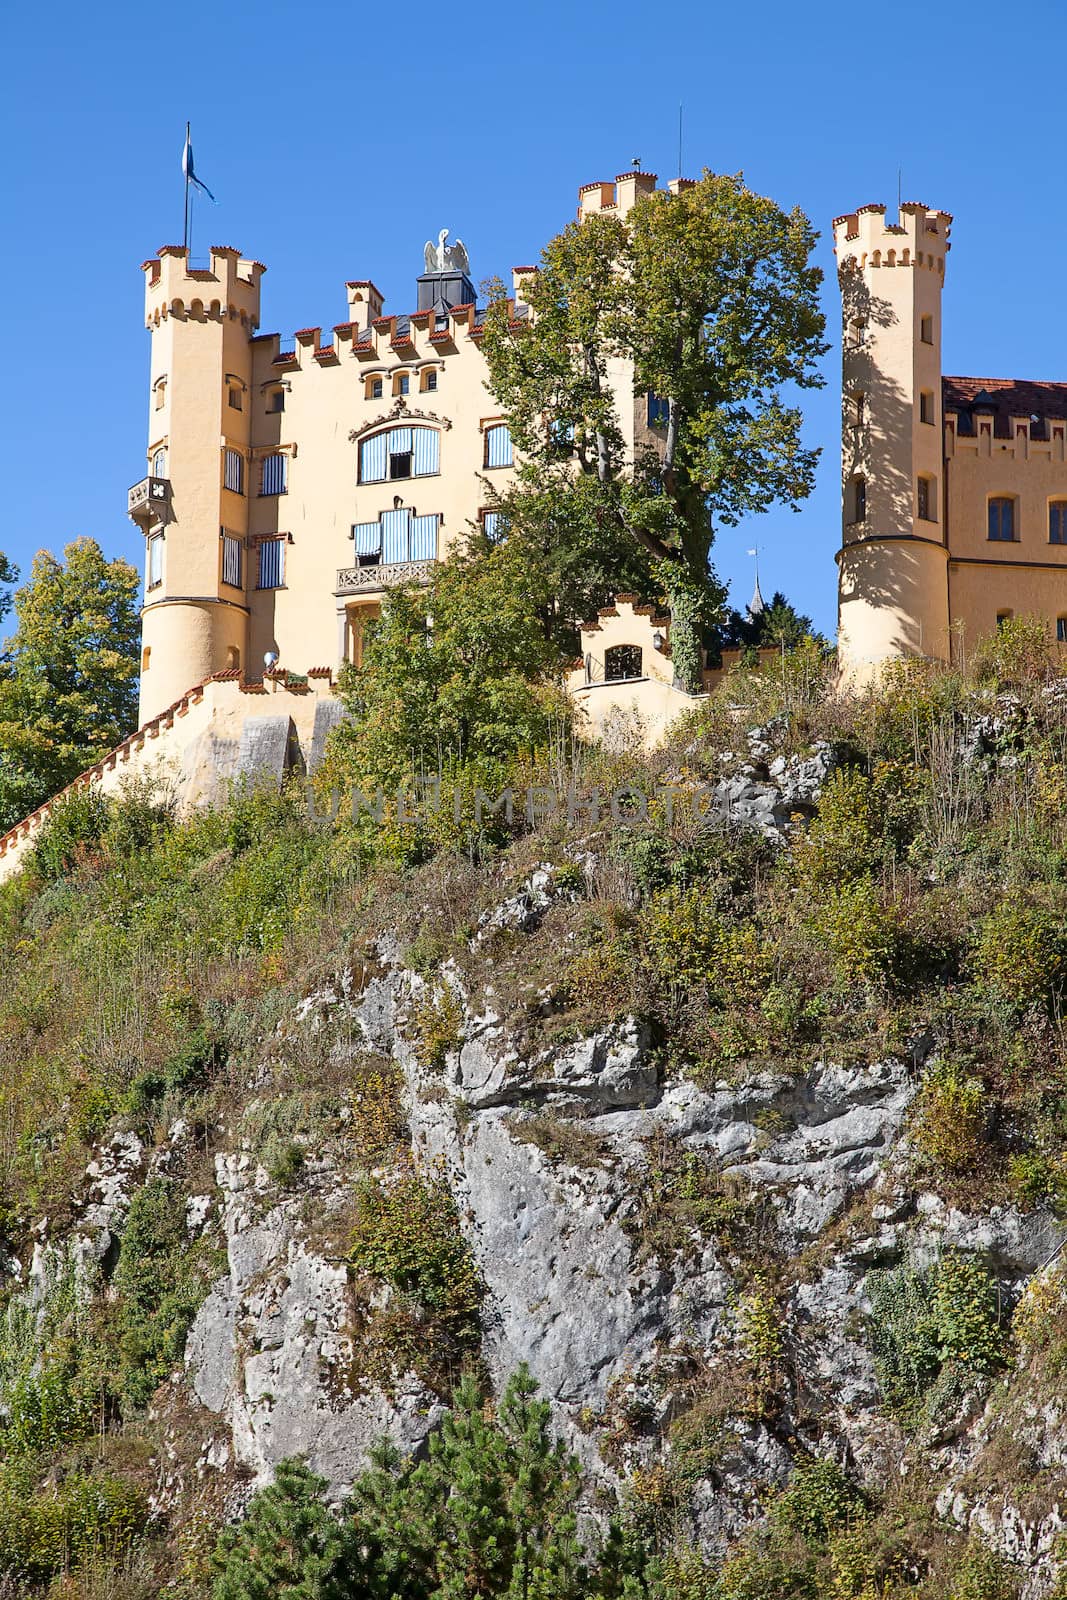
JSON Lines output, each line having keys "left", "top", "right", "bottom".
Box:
{"left": 833, "top": 202, "right": 953, "bottom": 678}
{"left": 131, "top": 245, "right": 264, "bottom": 723}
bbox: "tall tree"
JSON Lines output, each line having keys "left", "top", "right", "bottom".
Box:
{"left": 718, "top": 590, "right": 826, "bottom": 655}
{"left": 480, "top": 171, "right": 827, "bottom": 690}
{"left": 0, "top": 554, "right": 16, "bottom": 649}
{"left": 0, "top": 538, "right": 140, "bottom": 830}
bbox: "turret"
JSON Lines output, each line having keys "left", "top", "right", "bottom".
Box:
{"left": 131, "top": 245, "right": 265, "bottom": 722}
{"left": 833, "top": 202, "right": 953, "bottom": 677}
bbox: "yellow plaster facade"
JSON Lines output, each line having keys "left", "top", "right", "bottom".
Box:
{"left": 131, "top": 172, "right": 695, "bottom": 728}
{"left": 835, "top": 202, "right": 1067, "bottom": 678}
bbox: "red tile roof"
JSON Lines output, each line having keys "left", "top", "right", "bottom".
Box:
{"left": 943, "top": 375, "right": 1067, "bottom": 437}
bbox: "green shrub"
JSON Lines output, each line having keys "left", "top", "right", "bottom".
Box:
{"left": 867, "top": 1255, "right": 1008, "bottom": 1417}
{"left": 932, "top": 1253, "right": 1008, "bottom": 1374}
{"left": 770, "top": 1457, "right": 862, "bottom": 1543}
{"left": 33, "top": 788, "right": 110, "bottom": 881}
{"left": 263, "top": 1137, "right": 306, "bottom": 1187}
{"left": 413, "top": 986, "right": 464, "bottom": 1071}
{"left": 349, "top": 1171, "right": 483, "bottom": 1382}
{"left": 0, "top": 1469, "right": 147, "bottom": 1587}
{"left": 910, "top": 1061, "right": 989, "bottom": 1175}
{"left": 211, "top": 1458, "right": 347, "bottom": 1600}
{"left": 792, "top": 767, "right": 883, "bottom": 892}
{"left": 948, "top": 1538, "right": 1020, "bottom": 1600}
{"left": 972, "top": 900, "right": 1065, "bottom": 1009}
{"left": 804, "top": 877, "right": 903, "bottom": 987}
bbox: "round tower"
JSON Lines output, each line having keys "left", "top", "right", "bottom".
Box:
{"left": 131, "top": 245, "right": 264, "bottom": 723}
{"left": 833, "top": 202, "right": 953, "bottom": 680}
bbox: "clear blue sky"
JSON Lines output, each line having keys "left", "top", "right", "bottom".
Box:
{"left": 2, "top": 0, "right": 1065, "bottom": 638}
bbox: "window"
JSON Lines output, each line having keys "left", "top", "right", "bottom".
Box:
{"left": 151, "top": 447, "right": 166, "bottom": 478}
{"left": 920, "top": 390, "right": 934, "bottom": 424}
{"left": 482, "top": 510, "right": 508, "bottom": 542}
{"left": 267, "top": 388, "right": 285, "bottom": 413}
{"left": 850, "top": 320, "right": 867, "bottom": 348}
{"left": 141, "top": 646, "right": 151, "bottom": 671}
{"left": 421, "top": 369, "right": 438, "bottom": 392}
{"left": 1058, "top": 617, "right": 1067, "bottom": 644}
{"left": 153, "top": 378, "right": 166, "bottom": 411}
{"left": 224, "top": 448, "right": 244, "bottom": 494}
{"left": 851, "top": 476, "right": 866, "bottom": 524}
{"left": 853, "top": 393, "right": 865, "bottom": 427}
{"left": 917, "top": 476, "right": 935, "bottom": 522}
{"left": 604, "top": 644, "right": 643, "bottom": 682}
{"left": 395, "top": 374, "right": 410, "bottom": 396}
{"left": 988, "top": 498, "right": 1015, "bottom": 541}
{"left": 147, "top": 535, "right": 163, "bottom": 590}
{"left": 359, "top": 426, "right": 440, "bottom": 483}
{"left": 996, "top": 611, "right": 1012, "bottom": 628}
{"left": 257, "top": 538, "right": 286, "bottom": 589}
{"left": 228, "top": 386, "right": 242, "bottom": 411}
{"left": 1050, "top": 503, "right": 1067, "bottom": 544}
{"left": 920, "top": 315, "right": 933, "bottom": 344}
{"left": 222, "top": 534, "right": 243, "bottom": 588}
{"left": 260, "top": 453, "right": 288, "bottom": 495}
{"left": 647, "top": 394, "right": 670, "bottom": 427}
{"left": 484, "top": 423, "right": 513, "bottom": 469}
{"left": 227, "top": 645, "right": 241, "bottom": 670}
{"left": 370, "top": 377, "right": 383, "bottom": 399}
{"left": 352, "top": 510, "right": 440, "bottom": 565}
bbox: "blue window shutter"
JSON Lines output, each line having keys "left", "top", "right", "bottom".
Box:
{"left": 261, "top": 454, "right": 287, "bottom": 495}
{"left": 258, "top": 539, "right": 284, "bottom": 588}
{"left": 352, "top": 520, "right": 381, "bottom": 555}
{"left": 485, "top": 424, "right": 513, "bottom": 468}
{"left": 360, "top": 433, "right": 388, "bottom": 483}
{"left": 410, "top": 514, "right": 439, "bottom": 560}
{"left": 412, "top": 427, "right": 439, "bottom": 477}
{"left": 381, "top": 509, "right": 410, "bottom": 564}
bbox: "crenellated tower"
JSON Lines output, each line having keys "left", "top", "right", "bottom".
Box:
{"left": 131, "top": 245, "right": 265, "bottom": 722}
{"left": 833, "top": 202, "right": 953, "bottom": 677}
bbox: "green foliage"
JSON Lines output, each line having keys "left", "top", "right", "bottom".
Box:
{"left": 867, "top": 1255, "right": 1009, "bottom": 1419}
{"left": 480, "top": 170, "right": 826, "bottom": 683}
{"left": 349, "top": 1171, "right": 483, "bottom": 1380}
{"left": 113, "top": 1177, "right": 218, "bottom": 1413}
{"left": 413, "top": 985, "right": 465, "bottom": 1071}
{"left": 0, "top": 1468, "right": 148, "bottom": 1588}
{"left": 769, "top": 1457, "right": 862, "bottom": 1543}
{"left": 791, "top": 767, "right": 882, "bottom": 891}
{"left": 910, "top": 1061, "right": 989, "bottom": 1175}
{"left": 212, "top": 1458, "right": 349, "bottom": 1600}
{"left": 972, "top": 900, "right": 1065, "bottom": 1009}
{"left": 32, "top": 786, "right": 110, "bottom": 879}
{"left": 948, "top": 1539, "right": 1020, "bottom": 1600}
{"left": 0, "top": 538, "right": 141, "bottom": 830}
{"left": 346, "top": 1365, "right": 634, "bottom": 1599}
{"left": 325, "top": 542, "right": 570, "bottom": 793}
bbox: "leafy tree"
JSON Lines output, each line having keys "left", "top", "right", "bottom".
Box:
{"left": 0, "top": 538, "right": 140, "bottom": 829}
{"left": 211, "top": 1458, "right": 350, "bottom": 1600}
{"left": 0, "top": 553, "right": 15, "bottom": 640}
{"left": 327, "top": 542, "right": 570, "bottom": 791}
{"left": 480, "top": 171, "right": 827, "bottom": 689}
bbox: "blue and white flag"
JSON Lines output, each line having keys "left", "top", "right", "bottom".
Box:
{"left": 182, "top": 130, "right": 216, "bottom": 202}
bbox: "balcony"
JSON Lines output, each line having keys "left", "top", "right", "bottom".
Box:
{"left": 336, "top": 559, "right": 436, "bottom": 595}
{"left": 127, "top": 476, "right": 173, "bottom": 528}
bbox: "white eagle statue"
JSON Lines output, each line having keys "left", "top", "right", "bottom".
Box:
{"left": 423, "top": 228, "right": 470, "bottom": 276}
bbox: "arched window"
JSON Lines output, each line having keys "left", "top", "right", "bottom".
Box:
{"left": 605, "top": 644, "right": 643, "bottom": 682}
{"left": 484, "top": 423, "right": 513, "bottom": 469}
{"left": 420, "top": 367, "right": 439, "bottom": 393}
{"left": 152, "top": 447, "right": 166, "bottom": 478}
{"left": 988, "top": 498, "right": 1015, "bottom": 541}
{"left": 227, "top": 645, "right": 242, "bottom": 670}
{"left": 153, "top": 376, "right": 167, "bottom": 411}
{"left": 359, "top": 426, "right": 439, "bottom": 483}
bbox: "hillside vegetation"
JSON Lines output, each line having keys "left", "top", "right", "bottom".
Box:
{"left": 3, "top": 621, "right": 1067, "bottom": 1597}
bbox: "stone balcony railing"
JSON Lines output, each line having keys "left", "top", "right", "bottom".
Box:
{"left": 335, "top": 559, "right": 436, "bottom": 594}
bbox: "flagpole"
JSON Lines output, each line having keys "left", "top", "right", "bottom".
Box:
{"left": 183, "top": 121, "right": 191, "bottom": 255}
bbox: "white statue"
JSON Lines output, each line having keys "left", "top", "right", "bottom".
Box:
{"left": 423, "top": 229, "right": 470, "bottom": 276}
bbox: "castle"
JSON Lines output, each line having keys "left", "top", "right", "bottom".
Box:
{"left": 835, "top": 202, "right": 1067, "bottom": 676}
{"left": 4, "top": 176, "right": 1067, "bottom": 880}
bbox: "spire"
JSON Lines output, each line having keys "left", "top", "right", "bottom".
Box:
{"left": 746, "top": 548, "right": 765, "bottom": 618}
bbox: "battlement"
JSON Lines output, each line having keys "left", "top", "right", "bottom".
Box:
{"left": 833, "top": 203, "right": 952, "bottom": 275}
{"left": 577, "top": 170, "right": 661, "bottom": 219}
{"left": 143, "top": 245, "right": 265, "bottom": 329}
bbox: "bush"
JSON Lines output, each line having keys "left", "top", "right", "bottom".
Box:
{"left": 0, "top": 1469, "right": 147, "bottom": 1587}
{"left": 910, "top": 1061, "right": 989, "bottom": 1175}
{"left": 867, "top": 1255, "right": 1008, "bottom": 1417}
{"left": 972, "top": 900, "right": 1065, "bottom": 1010}
{"left": 33, "top": 788, "right": 110, "bottom": 881}
{"left": 770, "top": 1457, "right": 862, "bottom": 1543}
{"left": 211, "top": 1458, "right": 347, "bottom": 1600}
